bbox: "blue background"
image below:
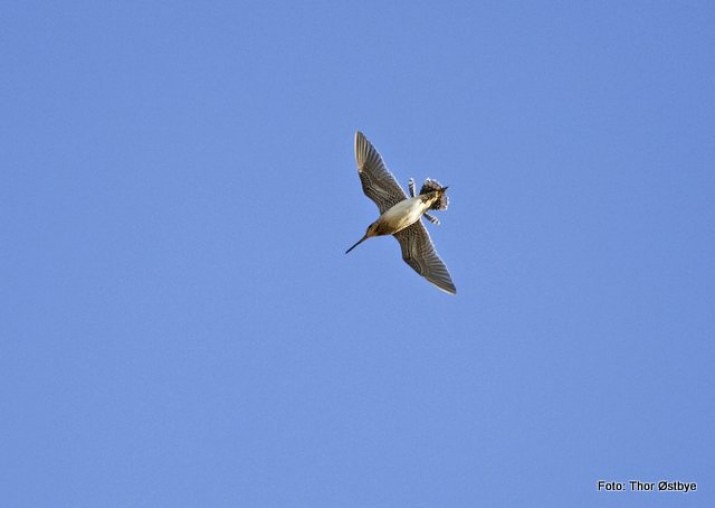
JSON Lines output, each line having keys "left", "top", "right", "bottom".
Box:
{"left": 2, "top": 1, "right": 713, "bottom": 506}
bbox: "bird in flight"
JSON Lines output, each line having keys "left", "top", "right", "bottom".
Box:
{"left": 346, "top": 131, "right": 457, "bottom": 295}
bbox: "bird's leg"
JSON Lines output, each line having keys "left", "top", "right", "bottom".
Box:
{"left": 423, "top": 212, "right": 440, "bottom": 225}
{"left": 408, "top": 178, "right": 416, "bottom": 198}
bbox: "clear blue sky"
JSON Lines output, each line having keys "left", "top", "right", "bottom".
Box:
{"left": 2, "top": 1, "right": 714, "bottom": 506}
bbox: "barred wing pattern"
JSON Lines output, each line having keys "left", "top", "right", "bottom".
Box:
{"left": 354, "top": 131, "right": 408, "bottom": 214}
{"left": 394, "top": 221, "right": 457, "bottom": 295}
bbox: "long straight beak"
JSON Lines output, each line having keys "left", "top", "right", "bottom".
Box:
{"left": 345, "top": 234, "right": 368, "bottom": 254}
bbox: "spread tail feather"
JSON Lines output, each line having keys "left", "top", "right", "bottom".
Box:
{"left": 420, "top": 178, "right": 449, "bottom": 210}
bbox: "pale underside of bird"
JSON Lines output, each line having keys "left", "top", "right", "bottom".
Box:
{"left": 346, "top": 131, "right": 457, "bottom": 295}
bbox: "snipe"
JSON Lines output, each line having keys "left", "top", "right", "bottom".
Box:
{"left": 346, "top": 131, "right": 456, "bottom": 295}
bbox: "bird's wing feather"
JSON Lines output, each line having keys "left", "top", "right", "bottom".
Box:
{"left": 354, "top": 131, "right": 408, "bottom": 214}
{"left": 393, "top": 221, "right": 457, "bottom": 295}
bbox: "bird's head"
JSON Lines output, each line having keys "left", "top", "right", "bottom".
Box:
{"left": 366, "top": 221, "right": 381, "bottom": 237}
{"left": 345, "top": 221, "right": 380, "bottom": 254}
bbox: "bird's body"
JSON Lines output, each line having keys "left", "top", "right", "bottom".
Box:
{"left": 346, "top": 131, "right": 457, "bottom": 295}
{"left": 376, "top": 195, "right": 439, "bottom": 234}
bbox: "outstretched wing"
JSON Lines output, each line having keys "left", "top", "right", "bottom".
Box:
{"left": 354, "top": 131, "right": 408, "bottom": 214}
{"left": 393, "top": 221, "right": 457, "bottom": 295}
